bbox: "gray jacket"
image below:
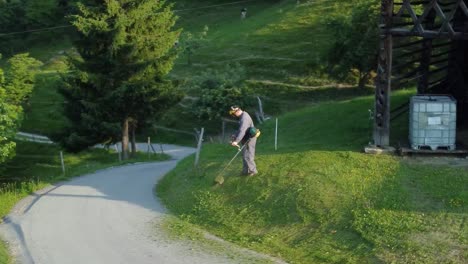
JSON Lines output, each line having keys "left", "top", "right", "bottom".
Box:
{"left": 234, "top": 111, "right": 254, "bottom": 143}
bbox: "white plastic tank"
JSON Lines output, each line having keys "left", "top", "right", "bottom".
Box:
{"left": 409, "top": 95, "right": 456, "bottom": 150}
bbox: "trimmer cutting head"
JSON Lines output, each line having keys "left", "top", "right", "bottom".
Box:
{"left": 213, "top": 143, "right": 246, "bottom": 185}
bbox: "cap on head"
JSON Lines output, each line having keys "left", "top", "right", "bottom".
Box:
{"left": 229, "top": 106, "right": 240, "bottom": 116}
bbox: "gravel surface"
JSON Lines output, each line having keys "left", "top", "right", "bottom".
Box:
{"left": 0, "top": 144, "right": 280, "bottom": 264}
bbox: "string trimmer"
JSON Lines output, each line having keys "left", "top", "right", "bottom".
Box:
{"left": 214, "top": 143, "right": 247, "bottom": 185}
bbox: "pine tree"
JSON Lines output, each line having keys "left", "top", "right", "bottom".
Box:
{"left": 58, "top": 0, "right": 182, "bottom": 159}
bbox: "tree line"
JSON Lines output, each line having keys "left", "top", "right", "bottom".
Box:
{"left": 0, "top": 0, "right": 184, "bottom": 163}
{"left": 0, "top": 0, "right": 263, "bottom": 168}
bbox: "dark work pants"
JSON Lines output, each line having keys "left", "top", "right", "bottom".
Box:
{"left": 242, "top": 137, "right": 257, "bottom": 174}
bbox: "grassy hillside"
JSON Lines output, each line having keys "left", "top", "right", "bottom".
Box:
{"left": 4, "top": 1, "right": 466, "bottom": 263}
{"left": 171, "top": 0, "right": 340, "bottom": 82}
{"left": 146, "top": 0, "right": 363, "bottom": 141}
{"left": 18, "top": 0, "right": 353, "bottom": 139}
{"left": 157, "top": 89, "right": 467, "bottom": 264}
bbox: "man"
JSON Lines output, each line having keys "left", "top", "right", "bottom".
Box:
{"left": 229, "top": 106, "right": 258, "bottom": 176}
{"left": 240, "top": 8, "right": 247, "bottom": 20}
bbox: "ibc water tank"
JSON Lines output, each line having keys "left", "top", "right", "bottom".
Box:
{"left": 409, "top": 95, "right": 456, "bottom": 150}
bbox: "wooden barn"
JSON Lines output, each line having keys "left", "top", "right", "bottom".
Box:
{"left": 373, "top": 0, "right": 468, "bottom": 148}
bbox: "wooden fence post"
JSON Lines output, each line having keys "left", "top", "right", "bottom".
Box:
{"left": 194, "top": 127, "right": 204, "bottom": 167}
{"left": 275, "top": 118, "right": 278, "bottom": 151}
{"left": 257, "top": 96, "right": 265, "bottom": 122}
{"left": 60, "top": 151, "right": 65, "bottom": 175}
{"left": 147, "top": 137, "right": 151, "bottom": 157}
{"left": 222, "top": 120, "right": 226, "bottom": 143}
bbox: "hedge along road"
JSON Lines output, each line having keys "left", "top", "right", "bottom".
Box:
{"left": 0, "top": 143, "right": 277, "bottom": 264}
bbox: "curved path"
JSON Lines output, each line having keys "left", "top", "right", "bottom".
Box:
{"left": 0, "top": 144, "right": 277, "bottom": 264}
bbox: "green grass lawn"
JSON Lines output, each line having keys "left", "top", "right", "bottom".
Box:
{"left": 157, "top": 89, "right": 467, "bottom": 264}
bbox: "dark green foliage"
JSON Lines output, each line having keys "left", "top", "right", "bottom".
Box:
{"left": 322, "top": 0, "right": 380, "bottom": 88}
{"left": 179, "top": 26, "right": 209, "bottom": 65}
{"left": 4, "top": 53, "right": 43, "bottom": 105}
{"left": 0, "top": 0, "right": 79, "bottom": 57}
{"left": 58, "top": 0, "right": 182, "bottom": 154}
{"left": 0, "top": 59, "right": 16, "bottom": 164}
{"left": 189, "top": 63, "right": 254, "bottom": 120}
{"left": 25, "top": 0, "right": 63, "bottom": 27}
{"left": 0, "top": 93, "right": 18, "bottom": 164}
{"left": 0, "top": 1, "right": 27, "bottom": 56}
{"left": 0, "top": 53, "right": 42, "bottom": 164}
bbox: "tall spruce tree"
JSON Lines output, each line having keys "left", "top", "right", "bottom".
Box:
{"left": 58, "top": 0, "right": 182, "bottom": 159}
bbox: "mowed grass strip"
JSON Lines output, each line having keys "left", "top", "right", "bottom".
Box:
{"left": 157, "top": 89, "right": 467, "bottom": 263}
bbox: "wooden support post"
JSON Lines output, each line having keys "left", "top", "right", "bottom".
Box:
{"left": 374, "top": 0, "right": 394, "bottom": 147}
{"left": 222, "top": 120, "right": 226, "bottom": 143}
{"left": 418, "top": 10, "right": 436, "bottom": 94}
{"left": 418, "top": 38, "right": 434, "bottom": 93}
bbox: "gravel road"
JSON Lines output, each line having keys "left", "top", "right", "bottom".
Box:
{"left": 0, "top": 144, "right": 279, "bottom": 264}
